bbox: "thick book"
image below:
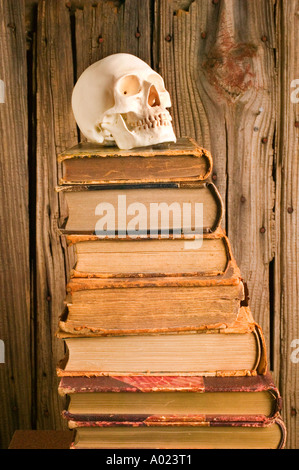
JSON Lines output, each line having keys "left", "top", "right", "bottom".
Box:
{"left": 57, "top": 138, "right": 213, "bottom": 186}
{"left": 69, "top": 417, "right": 286, "bottom": 449}
{"left": 56, "top": 307, "right": 267, "bottom": 377}
{"left": 66, "top": 229, "right": 236, "bottom": 279}
{"left": 57, "top": 180, "right": 223, "bottom": 235}
{"left": 8, "top": 430, "right": 74, "bottom": 450}
{"left": 61, "top": 255, "right": 244, "bottom": 334}
{"left": 59, "top": 372, "right": 281, "bottom": 424}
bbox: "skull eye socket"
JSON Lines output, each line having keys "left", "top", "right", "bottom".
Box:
{"left": 117, "top": 75, "right": 141, "bottom": 97}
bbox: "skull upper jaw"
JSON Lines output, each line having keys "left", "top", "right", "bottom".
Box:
{"left": 99, "top": 111, "right": 176, "bottom": 150}
{"left": 98, "top": 77, "right": 176, "bottom": 149}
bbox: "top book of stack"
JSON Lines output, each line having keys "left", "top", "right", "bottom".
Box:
{"left": 57, "top": 138, "right": 213, "bottom": 186}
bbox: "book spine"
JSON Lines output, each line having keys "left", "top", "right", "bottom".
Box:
{"left": 57, "top": 372, "right": 280, "bottom": 396}
{"left": 69, "top": 418, "right": 286, "bottom": 449}
{"left": 58, "top": 318, "right": 240, "bottom": 338}
{"left": 62, "top": 411, "right": 277, "bottom": 425}
{"left": 67, "top": 272, "right": 244, "bottom": 291}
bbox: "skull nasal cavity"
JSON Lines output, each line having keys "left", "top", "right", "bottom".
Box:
{"left": 148, "top": 85, "right": 160, "bottom": 107}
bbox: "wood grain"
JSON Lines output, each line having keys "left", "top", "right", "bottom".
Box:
{"left": 154, "top": 0, "right": 276, "bottom": 354}
{"left": 74, "top": 0, "right": 152, "bottom": 142}
{"left": 0, "top": 0, "right": 31, "bottom": 449}
{"left": 75, "top": 0, "right": 152, "bottom": 78}
{"left": 33, "top": 0, "right": 152, "bottom": 437}
{"left": 0, "top": 0, "right": 295, "bottom": 448}
{"left": 35, "top": 0, "right": 77, "bottom": 431}
{"left": 275, "top": 0, "right": 299, "bottom": 449}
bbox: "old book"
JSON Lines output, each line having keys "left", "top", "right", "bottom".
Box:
{"left": 8, "top": 430, "right": 74, "bottom": 450}
{"left": 66, "top": 229, "right": 235, "bottom": 279}
{"left": 58, "top": 138, "right": 213, "bottom": 185}
{"left": 57, "top": 181, "right": 223, "bottom": 235}
{"left": 69, "top": 417, "right": 286, "bottom": 449}
{"left": 56, "top": 307, "right": 267, "bottom": 377}
{"left": 59, "top": 372, "right": 281, "bottom": 424}
{"left": 61, "top": 257, "right": 244, "bottom": 334}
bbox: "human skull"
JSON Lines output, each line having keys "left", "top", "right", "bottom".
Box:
{"left": 72, "top": 53, "right": 176, "bottom": 150}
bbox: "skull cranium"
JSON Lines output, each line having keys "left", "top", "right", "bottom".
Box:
{"left": 72, "top": 53, "right": 176, "bottom": 149}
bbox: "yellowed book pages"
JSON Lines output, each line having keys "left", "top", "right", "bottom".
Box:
{"left": 67, "top": 231, "right": 231, "bottom": 278}
{"left": 60, "top": 182, "right": 223, "bottom": 234}
{"left": 71, "top": 420, "right": 285, "bottom": 449}
{"left": 57, "top": 308, "right": 267, "bottom": 377}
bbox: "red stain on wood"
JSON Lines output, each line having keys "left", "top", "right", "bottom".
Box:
{"left": 202, "top": 40, "right": 257, "bottom": 101}
{"left": 202, "top": 6, "right": 257, "bottom": 101}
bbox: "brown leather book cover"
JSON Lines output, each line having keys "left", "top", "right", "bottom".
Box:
{"left": 59, "top": 372, "right": 282, "bottom": 424}
{"left": 68, "top": 417, "right": 286, "bottom": 449}
{"left": 58, "top": 137, "right": 213, "bottom": 185}
{"left": 58, "top": 372, "right": 279, "bottom": 397}
{"left": 8, "top": 430, "right": 74, "bottom": 450}
{"left": 66, "top": 415, "right": 284, "bottom": 429}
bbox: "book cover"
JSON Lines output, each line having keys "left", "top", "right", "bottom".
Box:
{"left": 59, "top": 250, "right": 244, "bottom": 334}
{"left": 59, "top": 372, "right": 282, "bottom": 424}
{"left": 58, "top": 137, "right": 213, "bottom": 185}
{"left": 69, "top": 417, "right": 286, "bottom": 449}
{"left": 66, "top": 229, "right": 236, "bottom": 280}
{"left": 57, "top": 180, "right": 223, "bottom": 235}
{"left": 56, "top": 307, "right": 267, "bottom": 377}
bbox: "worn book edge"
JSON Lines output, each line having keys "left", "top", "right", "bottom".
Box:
{"left": 58, "top": 137, "right": 210, "bottom": 161}
{"left": 56, "top": 307, "right": 268, "bottom": 377}
{"left": 57, "top": 371, "right": 278, "bottom": 395}
{"left": 68, "top": 416, "right": 286, "bottom": 449}
{"left": 66, "top": 262, "right": 243, "bottom": 292}
{"left": 58, "top": 282, "right": 245, "bottom": 337}
{"left": 58, "top": 372, "right": 282, "bottom": 422}
{"left": 65, "top": 414, "right": 280, "bottom": 428}
{"left": 66, "top": 228, "right": 235, "bottom": 280}
{"left": 58, "top": 138, "right": 213, "bottom": 185}
{"left": 56, "top": 180, "right": 224, "bottom": 236}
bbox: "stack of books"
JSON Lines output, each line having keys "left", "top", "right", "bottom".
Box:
{"left": 56, "top": 138, "right": 286, "bottom": 449}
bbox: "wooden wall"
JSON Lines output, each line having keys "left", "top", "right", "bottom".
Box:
{"left": 0, "top": 0, "right": 298, "bottom": 448}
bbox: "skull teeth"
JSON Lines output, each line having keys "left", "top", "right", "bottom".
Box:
{"left": 125, "top": 113, "right": 171, "bottom": 132}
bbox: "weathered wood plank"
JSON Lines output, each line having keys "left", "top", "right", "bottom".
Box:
{"left": 35, "top": 0, "right": 77, "bottom": 430}
{"left": 20, "top": 0, "right": 299, "bottom": 448}
{"left": 74, "top": 0, "right": 152, "bottom": 139}
{"left": 153, "top": 1, "right": 211, "bottom": 174}
{"left": 0, "top": 0, "right": 31, "bottom": 449}
{"left": 33, "top": 0, "right": 154, "bottom": 432}
{"left": 154, "top": 0, "right": 276, "bottom": 351}
{"left": 275, "top": 0, "right": 299, "bottom": 449}
{"left": 75, "top": 0, "right": 152, "bottom": 79}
